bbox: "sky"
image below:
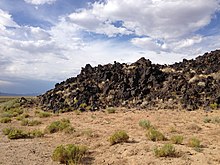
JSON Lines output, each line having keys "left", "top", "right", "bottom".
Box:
{"left": 0, "top": 0, "right": 220, "bottom": 94}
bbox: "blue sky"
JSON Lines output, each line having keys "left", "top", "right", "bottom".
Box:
{"left": 0, "top": 0, "right": 220, "bottom": 94}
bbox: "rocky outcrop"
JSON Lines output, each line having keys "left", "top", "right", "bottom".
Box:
{"left": 38, "top": 50, "right": 220, "bottom": 111}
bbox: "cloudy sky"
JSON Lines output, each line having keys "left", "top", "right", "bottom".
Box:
{"left": 0, "top": 0, "right": 220, "bottom": 94}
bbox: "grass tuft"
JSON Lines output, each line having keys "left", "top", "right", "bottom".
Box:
{"left": 0, "top": 117, "right": 12, "bottom": 123}
{"left": 170, "top": 135, "right": 184, "bottom": 144}
{"left": 109, "top": 130, "right": 129, "bottom": 145}
{"left": 52, "top": 144, "right": 87, "bottom": 164}
{"left": 139, "top": 119, "right": 152, "bottom": 129}
{"left": 146, "top": 127, "right": 166, "bottom": 141}
{"left": 154, "top": 144, "right": 177, "bottom": 157}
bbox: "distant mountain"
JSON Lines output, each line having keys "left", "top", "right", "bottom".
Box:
{"left": 38, "top": 50, "right": 220, "bottom": 111}
{"left": 0, "top": 92, "right": 38, "bottom": 96}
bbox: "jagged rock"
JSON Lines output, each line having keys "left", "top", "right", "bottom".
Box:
{"left": 37, "top": 50, "right": 220, "bottom": 111}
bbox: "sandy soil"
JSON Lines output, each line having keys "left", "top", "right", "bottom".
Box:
{"left": 0, "top": 108, "right": 220, "bottom": 165}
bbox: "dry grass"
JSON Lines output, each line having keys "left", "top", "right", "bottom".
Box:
{"left": 0, "top": 108, "right": 220, "bottom": 165}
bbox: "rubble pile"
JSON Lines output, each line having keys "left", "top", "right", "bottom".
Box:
{"left": 38, "top": 50, "right": 220, "bottom": 111}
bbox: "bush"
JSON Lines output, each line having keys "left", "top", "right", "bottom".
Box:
{"left": 154, "top": 144, "right": 177, "bottom": 157}
{"left": 52, "top": 144, "right": 87, "bottom": 164}
{"left": 46, "top": 118, "right": 71, "bottom": 133}
{"left": 21, "top": 119, "right": 42, "bottom": 126}
{"left": 139, "top": 119, "right": 152, "bottom": 129}
{"left": 1, "top": 108, "right": 24, "bottom": 118}
{"left": 188, "top": 137, "right": 201, "bottom": 148}
{"left": 31, "top": 129, "right": 44, "bottom": 137}
{"left": 170, "top": 135, "right": 184, "bottom": 144}
{"left": 106, "top": 108, "right": 116, "bottom": 114}
{"left": 1, "top": 99, "right": 21, "bottom": 111}
{"left": 146, "top": 128, "right": 166, "bottom": 141}
{"left": 0, "top": 117, "right": 12, "bottom": 123}
{"left": 2, "top": 127, "right": 44, "bottom": 139}
{"left": 16, "top": 113, "right": 30, "bottom": 121}
{"left": 2, "top": 128, "right": 30, "bottom": 139}
{"left": 210, "top": 103, "right": 218, "bottom": 109}
{"left": 109, "top": 130, "right": 129, "bottom": 145}
{"left": 36, "top": 111, "right": 52, "bottom": 118}
{"left": 203, "top": 117, "right": 212, "bottom": 123}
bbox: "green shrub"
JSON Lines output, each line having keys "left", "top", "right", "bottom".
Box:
{"left": 1, "top": 99, "right": 21, "bottom": 111}
{"left": 31, "top": 129, "right": 44, "bottom": 137}
{"left": 1, "top": 108, "right": 24, "bottom": 118}
{"left": 146, "top": 128, "right": 166, "bottom": 141}
{"left": 46, "top": 118, "right": 71, "bottom": 133}
{"left": 2, "top": 127, "right": 14, "bottom": 135}
{"left": 109, "top": 130, "right": 129, "bottom": 145}
{"left": 16, "top": 113, "right": 30, "bottom": 121}
{"left": 0, "top": 117, "right": 12, "bottom": 123}
{"left": 21, "top": 119, "right": 42, "bottom": 126}
{"left": 36, "top": 111, "right": 52, "bottom": 118}
{"left": 2, "top": 128, "right": 31, "bottom": 139}
{"left": 154, "top": 144, "right": 177, "bottom": 157}
{"left": 106, "top": 108, "right": 116, "bottom": 114}
{"left": 139, "top": 119, "right": 152, "bottom": 129}
{"left": 64, "top": 126, "right": 75, "bottom": 134}
{"left": 212, "top": 117, "right": 220, "bottom": 123}
{"left": 188, "top": 138, "right": 201, "bottom": 148}
{"left": 2, "top": 127, "right": 44, "bottom": 139}
{"left": 203, "top": 117, "right": 212, "bottom": 123}
{"left": 52, "top": 144, "right": 87, "bottom": 164}
{"left": 210, "top": 103, "right": 218, "bottom": 109}
{"left": 203, "top": 117, "right": 220, "bottom": 124}
{"left": 170, "top": 135, "right": 184, "bottom": 144}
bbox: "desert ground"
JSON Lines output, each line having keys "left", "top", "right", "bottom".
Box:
{"left": 0, "top": 97, "right": 220, "bottom": 165}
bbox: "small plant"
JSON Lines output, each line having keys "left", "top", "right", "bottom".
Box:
{"left": 2, "top": 127, "right": 14, "bottom": 135}
{"left": 203, "top": 117, "right": 212, "bottom": 123}
{"left": 1, "top": 108, "right": 24, "bottom": 118}
{"left": 106, "top": 108, "right": 116, "bottom": 114}
{"left": 109, "top": 130, "right": 129, "bottom": 145}
{"left": 36, "top": 111, "right": 52, "bottom": 118}
{"left": 21, "top": 119, "right": 42, "bottom": 126}
{"left": 1, "top": 99, "right": 21, "bottom": 111}
{"left": 154, "top": 144, "right": 177, "bottom": 157}
{"left": 46, "top": 118, "right": 71, "bottom": 133}
{"left": 169, "top": 127, "right": 178, "bottom": 133}
{"left": 16, "top": 113, "right": 30, "bottom": 121}
{"left": 210, "top": 103, "right": 218, "bottom": 110}
{"left": 31, "top": 129, "right": 44, "bottom": 137}
{"left": 188, "top": 137, "right": 201, "bottom": 148}
{"left": 139, "top": 119, "right": 152, "bottom": 129}
{"left": 0, "top": 117, "right": 12, "bottom": 123}
{"left": 79, "top": 103, "right": 87, "bottom": 109}
{"left": 146, "top": 128, "right": 166, "bottom": 142}
{"left": 52, "top": 144, "right": 87, "bottom": 164}
{"left": 170, "top": 135, "right": 184, "bottom": 144}
{"left": 203, "top": 117, "right": 220, "bottom": 124}
{"left": 2, "top": 127, "right": 31, "bottom": 139}
{"left": 64, "top": 126, "right": 75, "bottom": 134}
{"left": 2, "top": 127, "right": 44, "bottom": 139}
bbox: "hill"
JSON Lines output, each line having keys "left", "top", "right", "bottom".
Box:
{"left": 37, "top": 50, "right": 220, "bottom": 111}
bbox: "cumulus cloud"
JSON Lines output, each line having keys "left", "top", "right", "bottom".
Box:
{"left": 0, "top": 9, "right": 19, "bottom": 29}
{"left": 72, "top": 0, "right": 220, "bottom": 38}
{"left": 24, "top": 0, "right": 56, "bottom": 5}
{"left": 0, "top": 1, "right": 220, "bottom": 93}
{"left": 65, "top": 0, "right": 220, "bottom": 53}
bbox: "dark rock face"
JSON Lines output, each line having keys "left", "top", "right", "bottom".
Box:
{"left": 38, "top": 50, "right": 220, "bottom": 111}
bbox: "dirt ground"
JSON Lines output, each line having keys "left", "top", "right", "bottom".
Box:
{"left": 0, "top": 107, "right": 220, "bottom": 165}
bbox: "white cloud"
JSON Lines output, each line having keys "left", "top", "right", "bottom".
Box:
{"left": 0, "top": 9, "right": 19, "bottom": 29}
{"left": 0, "top": 0, "right": 220, "bottom": 92}
{"left": 86, "top": 0, "right": 220, "bottom": 38}
{"left": 24, "top": 0, "right": 56, "bottom": 5}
